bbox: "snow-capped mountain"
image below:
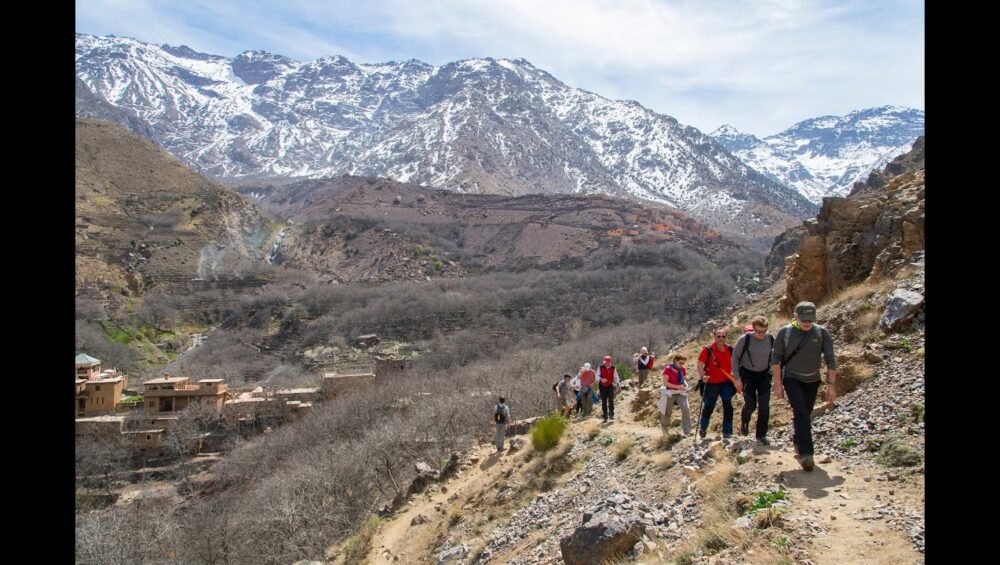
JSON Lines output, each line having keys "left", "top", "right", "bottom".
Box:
{"left": 710, "top": 107, "right": 924, "bottom": 204}
{"left": 75, "top": 34, "right": 817, "bottom": 238}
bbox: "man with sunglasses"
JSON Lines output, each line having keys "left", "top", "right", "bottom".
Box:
{"left": 732, "top": 316, "right": 775, "bottom": 446}
{"left": 772, "top": 302, "right": 837, "bottom": 472}
{"left": 697, "top": 328, "right": 739, "bottom": 439}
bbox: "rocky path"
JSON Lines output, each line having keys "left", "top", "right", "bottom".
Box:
{"left": 353, "top": 348, "right": 924, "bottom": 565}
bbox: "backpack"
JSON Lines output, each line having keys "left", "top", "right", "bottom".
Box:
{"left": 494, "top": 404, "right": 507, "bottom": 424}
{"left": 552, "top": 381, "right": 560, "bottom": 392}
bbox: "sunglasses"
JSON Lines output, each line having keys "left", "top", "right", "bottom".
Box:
{"left": 715, "top": 334, "right": 726, "bottom": 338}
{"left": 754, "top": 328, "right": 767, "bottom": 333}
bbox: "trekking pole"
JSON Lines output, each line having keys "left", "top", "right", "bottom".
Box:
{"left": 694, "top": 382, "right": 705, "bottom": 447}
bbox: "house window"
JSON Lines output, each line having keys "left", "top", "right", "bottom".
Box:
{"left": 95, "top": 385, "right": 101, "bottom": 391}
{"left": 146, "top": 434, "right": 152, "bottom": 440}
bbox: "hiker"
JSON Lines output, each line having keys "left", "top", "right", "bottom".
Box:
{"left": 577, "top": 363, "right": 597, "bottom": 416}
{"left": 570, "top": 374, "right": 583, "bottom": 416}
{"left": 556, "top": 373, "right": 575, "bottom": 417}
{"left": 772, "top": 302, "right": 837, "bottom": 472}
{"left": 658, "top": 354, "right": 692, "bottom": 435}
{"left": 597, "top": 356, "right": 622, "bottom": 422}
{"left": 493, "top": 396, "right": 511, "bottom": 453}
{"left": 732, "top": 315, "right": 775, "bottom": 446}
{"left": 697, "top": 328, "right": 742, "bottom": 439}
{"left": 632, "top": 347, "right": 655, "bottom": 388}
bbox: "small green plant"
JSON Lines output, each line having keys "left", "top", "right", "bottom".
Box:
{"left": 839, "top": 438, "right": 858, "bottom": 449}
{"left": 901, "top": 338, "right": 911, "bottom": 352}
{"left": 434, "top": 260, "right": 443, "bottom": 271}
{"left": 414, "top": 244, "right": 426, "bottom": 254}
{"left": 747, "top": 489, "right": 786, "bottom": 514}
{"left": 772, "top": 534, "right": 789, "bottom": 549}
{"left": 865, "top": 439, "right": 882, "bottom": 452}
{"left": 529, "top": 414, "right": 568, "bottom": 451}
{"left": 877, "top": 438, "right": 922, "bottom": 467}
{"left": 909, "top": 402, "right": 925, "bottom": 423}
{"left": 599, "top": 435, "right": 615, "bottom": 446}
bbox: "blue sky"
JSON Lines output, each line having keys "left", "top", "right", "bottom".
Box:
{"left": 75, "top": 0, "right": 924, "bottom": 137}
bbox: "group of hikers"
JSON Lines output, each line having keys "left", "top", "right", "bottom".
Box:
{"left": 492, "top": 301, "right": 837, "bottom": 472}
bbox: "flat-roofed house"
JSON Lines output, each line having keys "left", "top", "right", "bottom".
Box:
{"left": 141, "top": 375, "right": 228, "bottom": 414}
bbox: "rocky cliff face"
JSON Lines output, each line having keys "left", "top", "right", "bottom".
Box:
{"left": 771, "top": 137, "right": 925, "bottom": 312}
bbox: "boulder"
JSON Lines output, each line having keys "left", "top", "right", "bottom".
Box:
{"left": 560, "top": 509, "right": 647, "bottom": 565}
{"left": 880, "top": 289, "right": 924, "bottom": 333}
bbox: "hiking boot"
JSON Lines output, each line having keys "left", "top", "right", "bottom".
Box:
{"left": 610, "top": 415, "right": 615, "bottom": 421}
{"left": 723, "top": 434, "right": 732, "bottom": 440}
{"left": 797, "top": 455, "right": 815, "bottom": 472}
{"left": 698, "top": 428, "right": 708, "bottom": 439}
{"left": 755, "top": 437, "right": 770, "bottom": 447}
{"left": 739, "top": 420, "right": 749, "bottom": 436}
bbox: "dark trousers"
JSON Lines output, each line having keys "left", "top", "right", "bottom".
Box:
{"left": 700, "top": 381, "right": 736, "bottom": 435}
{"left": 740, "top": 368, "right": 772, "bottom": 439}
{"left": 783, "top": 377, "right": 821, "bottom": 456}
{"left": 599, "top": 385, "right": 615, "bottom": 419}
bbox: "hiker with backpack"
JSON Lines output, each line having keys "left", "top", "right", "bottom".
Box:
{"left": 577, "top": 363, "right": 597, "bottom": 417}
{"left": 597, "top": 356, "right": 622, "bottom": 423}
{"left": 632, "top": 347, "right": 655, "bottom": 388}
{"left": 493, "top": 397, "right": 511, "bottom": 453}
{"left": 554, "top": 373, "right": 575, "bottom": 417}
{"left": 658, "top": 354, "right": 692, "bottom": 435}
{"left": 732, "top": 316, "right": 775, "bottom": 446}
{"left": 772, "top": 302, "right": 837, "bottom": 472}
{"left": 696, "top": 328, "right": 742, "bottom": 439}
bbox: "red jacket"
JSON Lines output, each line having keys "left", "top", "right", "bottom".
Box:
{"left": 578, "top": 369, "right": 596, "bottom": 389}
{"left": 698, "top": 343, "right": 733, "bottom": 384}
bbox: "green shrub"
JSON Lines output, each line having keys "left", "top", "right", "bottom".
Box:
{"left": 838, "top": 438, "right": 858, "bottom": 449}
{"left": 877, "top": 438, "right": 921, "bottom": 467}
{"left": 910, "top": 402, "right": 925, "bottom": 423}
{"left": 599, "top": 435, "right": 615, "bottom": 446}
{"left": 530, "top": 414, "right": 568, "bottom": 451}
{"left": 617, "top": 365, "right": 634, "bottom": 381}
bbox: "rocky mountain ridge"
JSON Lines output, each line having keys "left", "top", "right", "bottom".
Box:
{"left": 76, "top": 33, "right": 815, "bottom": 240}
{"left": 711, "top": 106, "right": 924, "bottom": 204}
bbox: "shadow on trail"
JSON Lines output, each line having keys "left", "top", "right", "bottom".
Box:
{"left": 780, "top": 466, "right": 846, "bottom": 499}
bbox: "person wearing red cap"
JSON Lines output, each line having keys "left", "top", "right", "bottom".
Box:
{"left": 598, "top": 355, "right": 621, "bottom": 422}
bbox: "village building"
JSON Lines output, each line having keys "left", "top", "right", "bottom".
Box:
{"left": 75, "top": 353, "right": 128, "bottom": 416}
{"left": 141, "top": 375, "right": 228, "bottom": 414}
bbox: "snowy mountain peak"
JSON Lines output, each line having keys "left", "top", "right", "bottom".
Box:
{"left": 76, "top": 34, "right": 818, "bottom": 240}
{"left": 712, "top": 106, "right": 924, "bottom": 203}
